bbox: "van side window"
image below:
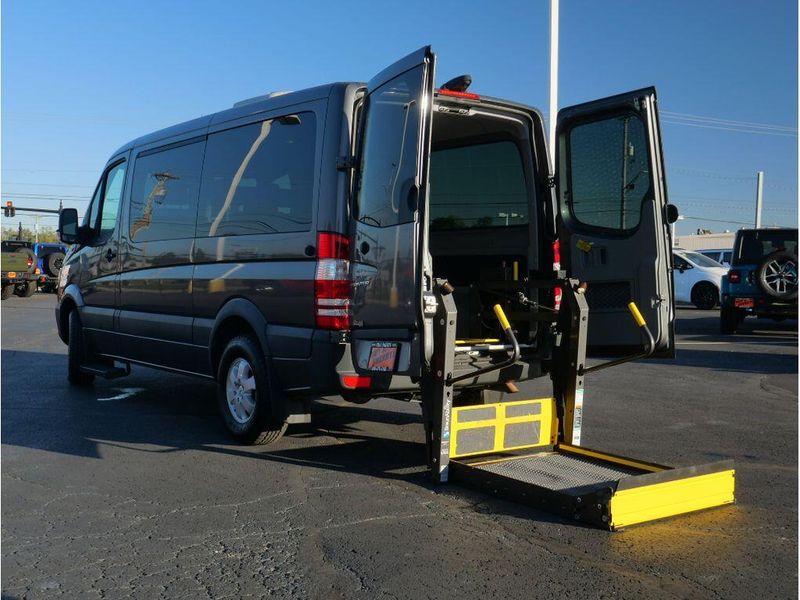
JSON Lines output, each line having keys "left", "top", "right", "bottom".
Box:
{"left": 566, "top": 113, "right": 650, "bottom": 231}
{"left": 129, "top": 141, "right": 205, "bottom": 242}
{"left": 355, "top": 67, "right": 422, "bottom": 228}
{"left": 99, "top": 162, "right": 126, "bottom": 241}
{"left": 196, "top": 112, "right": 317, "bottom": 237}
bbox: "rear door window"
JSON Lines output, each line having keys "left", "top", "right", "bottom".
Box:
{"left": 196, "top": 112, "right": 317, "bottom": 237}
{"left": 735, "top": 231, "right": 798, "bottom": 264}
{"left": 129, "top": 141, "right": 205, "bottom": 242}
{"left": 566, "top": 113, "right": 650, "bottom": 232}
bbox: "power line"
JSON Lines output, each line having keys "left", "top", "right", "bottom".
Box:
{"left": 661, "top": 118, "right": 797, "bottom": 137}
{"left": 661, "top": 110, "right": 797, "bottom": 133}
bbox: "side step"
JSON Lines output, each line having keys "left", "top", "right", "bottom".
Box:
{"left": 448, "top": 398, "right": 735, "bottom": 530}
{"left": 81, "top": 361, "right": 131, "bottom": 379}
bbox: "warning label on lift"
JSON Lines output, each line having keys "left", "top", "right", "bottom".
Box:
{"left": 572, "top": 388, "right": 584, "bottom": 446}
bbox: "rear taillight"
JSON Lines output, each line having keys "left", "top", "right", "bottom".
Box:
{"left": 553, "top": 240, "right": 562, "bottom": 311}
{"left": 728, "top": 269, "right": 741, "bottom": 284}
{"left": 27, "top": 256, "right": 33, "bottom": 268}
{"left": 315, "top": 232, "right": 351, "bottom": 330}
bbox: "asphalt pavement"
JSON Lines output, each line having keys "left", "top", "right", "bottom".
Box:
{"left": 2, "top": 294, "right": 797, "bottom": 599}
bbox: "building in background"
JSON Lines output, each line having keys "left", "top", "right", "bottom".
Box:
{"left": 675, "top": 232, "right": 735, "bottom": 251}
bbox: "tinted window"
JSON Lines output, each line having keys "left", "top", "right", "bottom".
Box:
{"left": 129, "top": 141, "right": 205, "bottom": 242}
{"left": 685, "top": 251, "right": 722, "bottom": 268}
{"left": 735, "top": 230, "right": 798, "bottom": 264}
{"left": 429, "top": 142, "right": 528, "bottom": 230}
{"left": 99, "top": 162, "right": 126, "bottom": 240}
{"left": 355, "top": 66, "right": 422, "bottom": 228}
{"left": 567, "top": 114, "right": 650, "bottom": 231}
{"left": 196, "top": 113, "right": 316, "bottom": 237}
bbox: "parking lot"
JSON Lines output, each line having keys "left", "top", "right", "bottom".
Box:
{"left": 1, "top": 293, "right": 797, "bottom": 599}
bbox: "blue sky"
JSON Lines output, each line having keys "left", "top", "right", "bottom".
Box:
{"left": 2, "top": 0, "right": 797, "bottom": 235}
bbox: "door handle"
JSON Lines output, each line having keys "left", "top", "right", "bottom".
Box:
{"left": 105, "top": 249, "right": 117, "bottom": 262}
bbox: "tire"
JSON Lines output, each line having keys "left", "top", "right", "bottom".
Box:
{"left": 1, "top": 284, "right": 13, "bottom": 300}
{"left": 217, "top": 335, "right": 286, "bottom": 445}
{"left": 720, "top": 306, "right": 739, "bottom": 334}
{"left": 691, "top": 282, "right": 718, "bottom": 310}
{"left": 14, "top": 281, "right": 37, "bottom": 298}
{"left": 68, "top": 310, "right": 95, "bottom": 386}
{"left": 757, "top": 250, "right": 798, "bottom": 300}
{"left": 45, "top": 252, "right": 65, "bottom": 277}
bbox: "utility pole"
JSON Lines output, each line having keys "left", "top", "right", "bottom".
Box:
{"left": 754, "top": 170, "right": 764, "bottom": 228}
{"left": 548, "top": 0, "right": 559, "bottom": 164}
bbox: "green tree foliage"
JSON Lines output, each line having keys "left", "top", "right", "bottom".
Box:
{"left": 1, "top": 226, "right": 61, "bottom": 243}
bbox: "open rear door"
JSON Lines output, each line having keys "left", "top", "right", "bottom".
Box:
{"left": 349, "top": 47, "right": 436, "bottom": 375}
{"left": 556, "top": 88, "right": 674, "bottom": 355}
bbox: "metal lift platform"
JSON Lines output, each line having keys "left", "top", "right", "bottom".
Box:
{"left": 421, "top": 279, "right": 736, "bottom": 530}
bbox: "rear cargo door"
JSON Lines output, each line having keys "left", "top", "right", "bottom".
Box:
{"left": 556, "top": 88, "right": 674, "bottom": 355}
{"left": 350, "top": 47, "right": 435, "bottom": 342}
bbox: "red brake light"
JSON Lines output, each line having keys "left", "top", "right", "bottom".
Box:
{"left": 552, "top": 240, "right": 562, "bottom": 311}
{"left": 315, "top": 232, "right": 351, "bottom": 330}
{"left": 342, "top": 375, "right": 371, "bottom": 389}
{"left": 27, "top": 256, "right": 33, "bottom": 268}
{"left": 436, "top": 89, "right": 480, "bottom": 100}
{"left": 728, "top": 269, "right": 741, "bottom": 284}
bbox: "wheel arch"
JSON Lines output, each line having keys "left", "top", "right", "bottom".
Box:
{"left": 209, "top": 297, "right": 271, "bottom": 379}
{"left": 57, "top": 284, "right": 85, "bottom": 344}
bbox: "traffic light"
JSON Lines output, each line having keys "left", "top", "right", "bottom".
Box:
{"left": 4, "top": 201, "right": 15, "bottom": 218}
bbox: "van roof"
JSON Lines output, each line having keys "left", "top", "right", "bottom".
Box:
{"left": 110, "top": 82, "right": 360, "bottom": 158}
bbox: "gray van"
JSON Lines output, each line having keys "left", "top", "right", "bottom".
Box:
{"left": 56, "top": 47, "right": 676, "bottom": 444}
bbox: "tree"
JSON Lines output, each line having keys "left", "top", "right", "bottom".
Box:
{"left": 1, "top": 226, "right": 61, "bottom": 244}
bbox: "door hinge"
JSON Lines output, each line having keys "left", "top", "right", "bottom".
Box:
{"left": 337, "top": 156, "right": 356, "bottom": 171}
{"left": 547, "top": 176, "right": 556, "bottom": 188}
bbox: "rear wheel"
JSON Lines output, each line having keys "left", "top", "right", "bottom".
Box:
{"left": 691, "top": 282, "right": 718, "bottom": 310}
{"left": 1, "top": 284, "right": 14, "bottom": 300}
{"left": 68, "top": 310, "right": 95, "bottom": 385}
{"left": 14, "top": 281, "right": 37, "bottom": 298}
{"left": 217, "top": 335, "right": 286, "bottom": 445}
{"left": 720, "top": 306, "right": 739, "bottom": 334}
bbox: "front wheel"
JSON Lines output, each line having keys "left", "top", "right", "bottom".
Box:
{"left": 217, "top": 335, "right": 286, "bottom": 445}
{"left": 691, "top": 282, "right": 718, "bottom": 310}
{"left": 720, "top": 306, "right": 740, "bottom": 335}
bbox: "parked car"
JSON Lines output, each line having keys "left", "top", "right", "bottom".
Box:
{"left": 698, "top": 248, "right": 732, "bottom": 267}
{"left": 32, "top": 242, "right": 68, "bottom": 293}
{"left": 720, "top": 228, "right": 797, "bottom": 333}
{"left": 55, "top": 46, "right": 676, "bottom": 445}
{"left": 673, "top": 249, "right": 727, "bottom": 309}
{"left": 1, "top": 240, "right": 39, "bottom": 299}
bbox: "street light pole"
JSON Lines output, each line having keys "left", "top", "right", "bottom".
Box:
{"left": 548, "top": 0, "right": 559, "bottom": 164}
{"left": 755, "top": 170, "right": 764, "bottom": 228}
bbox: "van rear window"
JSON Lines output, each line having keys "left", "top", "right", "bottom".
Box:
{"left": 196, "top": 112, "right": 316, "bottom": 237}
{"left": 429, "top": 141, "right": 528, "bottom": 230}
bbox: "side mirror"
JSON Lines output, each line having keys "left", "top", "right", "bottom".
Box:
{"left": 58, "top": 208, "right": 80, "bottom": 244}
{"left": 665, "top": 203, "right": 679, "bottom": 224}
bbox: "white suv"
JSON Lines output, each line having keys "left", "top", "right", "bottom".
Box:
{"left": 673, "top": 249, "right": 728, "bottom": 309}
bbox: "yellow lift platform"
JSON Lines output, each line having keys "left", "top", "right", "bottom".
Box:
{"left": 421, "top": 279, "right": 735, "bottom": 530}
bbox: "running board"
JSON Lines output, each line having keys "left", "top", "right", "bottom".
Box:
{"left": 448, "top": 398, "right": 735, "bottom": 530}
